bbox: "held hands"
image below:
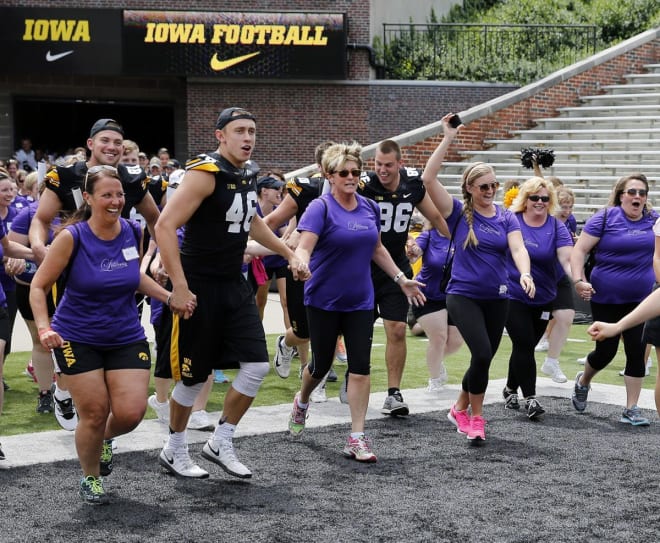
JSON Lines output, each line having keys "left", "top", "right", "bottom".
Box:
{"left": 575, "top": 280, "right": 595, "bottom": 301}
{"left": 587, "top": 321, "right": 621, "bottom": 342}
{"left": 520, "top": 274, "right": 536, "bottom": 299}
{"left": 4, "top": 258, "right": 26, "bottom": 276}
{"left": 399, "top": 278, "right": 426, "bottom": 307}
{"left": 167, "top": 287, "right": 197, "bottom": 320}
{"left": 289, "top": 255, "right": 311, "bottom": 282}
{"left": 38, "top": 327, "right": 63, "bottom": 351}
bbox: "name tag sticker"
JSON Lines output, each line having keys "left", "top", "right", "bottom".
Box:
{"left": 541, "top": 311, "right": 550, "bottom": 321}
{"left": 122, "top": 246, "right": 139, "bottom": 261}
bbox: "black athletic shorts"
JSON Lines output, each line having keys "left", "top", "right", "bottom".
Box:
{"left": 53, "top": 340, "right": 151, "bottom": 375}
{"left": 285, "top": 268, "right": 309, "bottom": 340}
{"left": 167, "top": 275, "right": 268, "bottom": 385}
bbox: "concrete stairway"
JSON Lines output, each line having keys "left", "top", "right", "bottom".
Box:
{"left": 440, "top": 63, "right": 660, "bottom": 224}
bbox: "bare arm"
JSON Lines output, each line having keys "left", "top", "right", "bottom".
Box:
{"left": 653, "top": 233, "right": 660, "bottom": 283}
{"left": 28, "top": 189, "right": 61, "bottom": 264}
{"left": 135, "top": 191, "right": 160, "bottom": 243}
{"left": 416, "top": 194, "right": 450, "bottom": 238}
{"left": 262, "top": 194, "right": 298, "bottom": 230}
{"left": 507, "top": 230, "right": 535, "bottom": 298}
{"left": 420, "top": 113, "right": 461, "bottom": 218}
{"left": 372, "top": 238, "right": 426, "bottom": 306}
{"left": 570, "top": 230, "right": 599, "bottom": 297}
{"left": 249, "top": 215, "right": 309, "bottom": 281}
{"left": 557, "top": 245, "right": 572, "bottom": 279}
{"left": 589, "top": 288, "right": 660, "bottom": 341}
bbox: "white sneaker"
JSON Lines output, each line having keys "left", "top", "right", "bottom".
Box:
{"left": 310, "top": 383, "right": 327, "bottom": 403}
{"left": 576, "top": 356, "right": 587, "bottom": 365}
{"left": 187, "top": 410, "right": 215, "bottom": 431}
{"left": 148, "top": 394, "right": 170, "bottom": 424}
{"left": 427, "top": 378, "right": 445, "bottom": 393}
{"left": 534, "top": 338, "right": 549, "bottom": 352}
{"left": 273, "top": 335, "right": 294, "bottom": 379}
{"left": 159, "top": 446, "right": 209, "bottom": 478}
{"left": 541, "top": 359, "right": 567, "bottom": 383}
{"left": 201, "top": 437, "right": 252, "bottom": 478}
{"left": 53, "top": 391, "right": 78, "bottom": 431}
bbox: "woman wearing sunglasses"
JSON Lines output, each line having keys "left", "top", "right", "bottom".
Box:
{"left": 569, "top": 173, "right": 657, "bottom": 425}
{"left": 420, "top": 114, "right": 535, "bottom": 443}
{"left": 288, "top": 142, "right": 425, "bottom": 462}
{"left": 29, "top": 166, "right": 187, "bottom": 504}
{"left": 502, "top": 178, "right": 573, "bottom": 420}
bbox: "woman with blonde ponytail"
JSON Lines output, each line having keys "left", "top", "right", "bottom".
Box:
{"left": 421, "top": 115, "right": 535, "bottom": 444}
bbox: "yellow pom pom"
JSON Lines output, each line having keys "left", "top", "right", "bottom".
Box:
{"left": 503, "top": 187, "right": 519, "bottom": 209}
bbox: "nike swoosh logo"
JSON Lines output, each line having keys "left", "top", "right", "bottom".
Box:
{"left": 163, "top": 453, "right": 174, "bottom": 464}
{"left": 207, "top": 444, "right": 219, "bottom": 455}
{"left": 210, "top": 51, "right": 260, "bottom": 72}
{"left": 403, "top": 193, "right": 412, "bottom": 198}
{"left": 46, "top": 50, "right": 74, "bottom": 62}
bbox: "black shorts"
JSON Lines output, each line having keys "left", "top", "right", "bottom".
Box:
{"left": 168, "top": 275, "right": 268, "bottom": 385}
{"left": 373, "top": 270, "right": 410, "bottom": 323}
{"left": 265, "top": 264, "right": 288, "bottom": 281}
{"left": 0, "top": 306, "right": 9, "bottom": 343}
{"left": 153, "top": 322, "right": 172, "bottom": 379}
{"left": 306, "top": 305, "right": 373, "bottom": 376}
{"left": 285, "top": 268, "right": 309, "bottom": 339}
{"left": 411, "top": 299, "right": 453, "bottom": 324}
{"left": 551, "top": 275, "right": 575, "bottom": 311}
{"left": 17, "top": 282, "right": 55, "bottom": 321}
{"left": 53, "top": 340, "right": 151, "bottom": 376}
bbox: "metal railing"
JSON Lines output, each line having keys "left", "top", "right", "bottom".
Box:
{"left": 381, "top": 24, "right": 598, "bottom": 84}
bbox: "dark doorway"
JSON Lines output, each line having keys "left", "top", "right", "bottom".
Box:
{"left": 12, "top": 97, "right": 176, "bottom": 161}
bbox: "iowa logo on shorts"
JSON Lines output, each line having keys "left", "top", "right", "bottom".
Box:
{"left": 181, "top": 357, "right": 193, "bottom": 379}
{"left": 61, "top": 341, "right": 76, "bottom": 368}
{"left": 138, "top": 351, "right": 149, "bottom": 362}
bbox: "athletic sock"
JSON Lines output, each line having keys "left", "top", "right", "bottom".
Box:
{"left": 388, "top": 387, "right": 400, "bottom": 396}
{"left": 213, "top": 420, "right": 236, "bottom": 442}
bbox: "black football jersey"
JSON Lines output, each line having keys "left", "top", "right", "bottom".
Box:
{"left": 286, "top": 173, "right": 325, "bottom": 222}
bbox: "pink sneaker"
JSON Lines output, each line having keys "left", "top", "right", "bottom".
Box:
{"left": 343, "top": 434, "right": 377, "bottom": 463}
{"left": 447, "top": 405, "right": 471, "bottom": 435}
{"left": 467, "top": 415, "right": 486, "bottom": 442}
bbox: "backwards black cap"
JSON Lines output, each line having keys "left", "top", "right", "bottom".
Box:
{"left": 89, "top": 119, "right": 124, "bottom": 138}
{"left": 215, "top": 107, "right": 256, "bottom": 130}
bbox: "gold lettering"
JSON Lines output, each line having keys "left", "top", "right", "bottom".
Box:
{"left": 254, "top": 25, "right": 269, "bottom": 44}
{"left": 22, "top": 19, "right": 34, "bottom": 40}
{"left": 144, "top": 22, "right": 155, "bottom": 43}
{"left": 283, "top": 25, "right": 299, "bottom": 45}
{"left": 240, "top": 25, "right": 254, "bottom": 45}
{"left": 313, "top": 26, "right": 328, "bottom": 45}
{"left": 269, "top": 25, "right": 286, "bottom": 45}
{"left": 166, "top": 23, "right": 206, "bottom": 44}
{"left": 22, "top": 19, "right": 90, "bottom": 42}
{"left": 225, "top": 25, "right": 240, "bottom": 44}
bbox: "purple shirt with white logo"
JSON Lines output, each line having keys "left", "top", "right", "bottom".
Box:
{"left": 585, "top": 206, "right": 657, "bottom": 304}
{"left": 507, "top": 214, "right": 573, "bottom": 305}
{"left": 298, "top": 193, "right": 380, "bottom": 311}
{"left": 445, "top": 198, "right": 521, "bottom": 300}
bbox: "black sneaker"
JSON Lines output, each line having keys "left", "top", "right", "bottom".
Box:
{"left": 3, "top": 378, "right": 9, "bottom": 391}
{"left": 79, "top": 475, "right": 109, "bottom": 505}
{"left": 502, "top": 388, "right": 520, "bottom": 410}
{"left": 327, "top": 367, "right": 338, "bottom": 382}
{"left": 525, "top": 397, "right": 545, "bottom": 420}
{"left": 0, "top": 442, "right": 7, "bottom": 469}
{"left": 36, "top": 390, "right": 54, "bottom": 414}
{"left": 100, "top": 439, "right": 114, "bottom": 476}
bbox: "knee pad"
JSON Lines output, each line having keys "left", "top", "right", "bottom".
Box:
{"left": 232, "top": 362, "right": 269, "bottom": 397}
{"left": 171, "top": 380, "right": 205, "bottom": 407}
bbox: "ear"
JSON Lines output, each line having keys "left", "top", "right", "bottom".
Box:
{"left": 86, "top": 138, "right": 94, "bottom": 151}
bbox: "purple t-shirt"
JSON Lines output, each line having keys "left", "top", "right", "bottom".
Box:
{"left": 0, "top": 206, "right": 19, "bottom": 293}
{"left": 414, "top": 229, "right": 451, "bottom": 302}
{"left": 256, "top": 203, "right": 288, "bottom": 270}
{"left": 445, "top": 198, "right": 521, "bottom": 300}
{"left": 52, "top": 219, "right": 146, "bottom": 346}
{"left": 585, "top": 206, "right": 658, "bottom": 304}
{"left": 507, "top": 214, "right": 573, "bottom": 305}
{"left": 10, "top": 201, "right": 57, "bottom": 284}
{"left": 298, "top": 193, "right": 380, "bottom": 311}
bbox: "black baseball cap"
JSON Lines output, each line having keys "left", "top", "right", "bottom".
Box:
{"left": 89, "top": 119, "right": 124, "bottom": 138}
{"left": 215, "top": 107, "right": 256, "bottom": 130}
{"left": 257, "top": 176, "right": 285, "bottom": 191}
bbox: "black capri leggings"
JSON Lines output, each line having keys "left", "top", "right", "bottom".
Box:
{"left": 587, "top": 301, "right": 646, "bottom": 377}
{"left": 446, "top": 294, "right": 509, "bottom": 395}
{"left": 306, "top": 306, "right": 373, "bottom": 378}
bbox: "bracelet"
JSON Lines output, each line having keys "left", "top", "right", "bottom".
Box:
{"left": 393, "top": 271, "right": 404, "bottom": 284}
{"left": 521, "top": 273, "right": 532, "bottom": 280}
{"left": 166, "top": 294, "right": 172, "bottom": 307}
{"left": 574, "top": 279, "right": 584, "bottom": 285}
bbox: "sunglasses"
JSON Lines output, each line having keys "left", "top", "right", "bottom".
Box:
{"left": 477, "top": 182, "right": 499, "bottom": 192}
{"left": 529, "top": 195, "right": 550, "bottom": 203}
{"left": 332, "top": 169, "right": 362, "bottom": 178}
{"left": 84, "top": 165, "right": 118, "bottom": 192}
{"left": 622, "top": 188, "right": 648, "bottom": 197}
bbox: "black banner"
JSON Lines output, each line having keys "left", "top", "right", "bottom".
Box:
{"left": 122, "top": 10, "right": 347, "bottom": 79}
{"left": 0, "top": 8, "right": 348, "bottom": 79}
{"left": 0, "top": 8, "right": 122, "bottom": 75}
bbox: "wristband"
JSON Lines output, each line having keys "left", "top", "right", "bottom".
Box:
{"left": 574, "top": 279, "right": 584, "bottom": 285}
{"left": 521, "top": 273, "right": 532, "bottom": 280}
{"left": 393, "top": 271, "right": 404, "bottom": 284}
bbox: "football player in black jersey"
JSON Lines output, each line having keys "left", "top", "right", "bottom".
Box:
{"left": 358, "top": 140, "right": 450, "bottom": 417}
{"left": 29, "top": 119, "right": 160, "bottom": 265}
{"left": 155, "top": 107, "right": 309, "bottom": 479}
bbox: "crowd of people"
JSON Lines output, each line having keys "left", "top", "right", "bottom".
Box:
{"left": 0, "top": 110, "right": 657, "bottom": 506}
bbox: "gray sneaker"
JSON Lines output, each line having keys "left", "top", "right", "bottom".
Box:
{"left": 381, "top": 392, "right": 409, "bottom": 416}
{"left": 620, "top": 405, "right": 650, "bottom": 426}
{"left": 273, "top": 335, "right": 294, "bottom": 379}
{"left": 571, "top": 371, "right": 590, "bottom": 412}
{"left": 339, "top": 372, "right": 349, "bottom": 404}
{"left": 525, "top": 397, "right": 545, "bottom": 420}
{"left": 503, "top": 388, "right": 520, "bottom": 410}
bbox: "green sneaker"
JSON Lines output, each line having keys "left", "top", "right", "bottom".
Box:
{"left": 100, "top": 439, "right": 114, "bottom": 476}
{"left": 288, "top": 392, "right": 308, "bottom": 436}
{"left": 79, "top": 476, "right": 109, "bottom": 505}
